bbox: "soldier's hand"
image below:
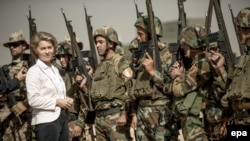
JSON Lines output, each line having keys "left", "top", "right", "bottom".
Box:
{"left": 209, "top": 50, "right": 225, "bottom": 68}
{"left": 170, "top": 61, "right": 184, "bottom": 79}
{"left": 220, "top": 122, "right": 227, "bottom": 137}
{"left": 15, "top": 67, "right": 28, "bottom": 81}
{"left": 75, "top": 74, "right": 88, "bottom": 92}
{"left": 142, "top": 52, "right": 155, "bottom": 76}
{"left": 72, "top": 125, "right": 82, "bottom": 137}
{"left": 86, "top": 64, "right": 94, "bottom": 77}
{"left": 130, "top": 113, "right": 137, "bottom": 130}
{"left": 116, "top": 111, "right": 127, "bottom": 126}
{"left": 11, "top": 101, "right": 27, "bottom": 116}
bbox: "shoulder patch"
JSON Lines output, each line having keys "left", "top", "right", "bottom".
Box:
{"left": 122, "top": 67, "right": 133, "bottom": 78}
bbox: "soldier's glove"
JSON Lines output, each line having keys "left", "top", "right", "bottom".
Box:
{"left": 11, "top": 101, "right": 27, "bottom": 116}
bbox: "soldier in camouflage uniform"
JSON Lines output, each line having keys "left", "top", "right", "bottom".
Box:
{"left": 143, "top": 25, "right": 227, "bottom": 141}
{"left": 1, "top": 32, "right": 32, "bottom": 140}
{"left": 131, "top": 16, "right": 178, "bottom": 141}
{"left": 80, "top": 26, "right": 133, "bottom": 141}
{"left": 55, "top": 38, "right": 87, "bottom": 141}
{"left": 221, "top": 7, "right": 250, "bottom": 127}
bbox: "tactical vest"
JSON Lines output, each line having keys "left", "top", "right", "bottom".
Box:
{"left": 175, "top": 57, "right": 212, "bottom": 116}
{"left": 227, "top": 55, "right": 250, "bottom": 100}
{"left": 133, "top": 60, "right": 167, "bottom": 100}
{"left": 90, "top": 54, "right": 128, "bottom": 101}
{"left": 8, "top": 59, "right": 27, "bottom": 98}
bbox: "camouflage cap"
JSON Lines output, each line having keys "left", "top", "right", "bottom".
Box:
{"left": 3, "top": 32, "right": 29, "bottom": 49}
{"left": 236, "top": 7, "right": 250, "bottom": 28}
{"left": 128, "top": 38, "right": 139, "bottom": 51}
{"left": 180, "top": 25, "right": 206, "bottom": 49}
{"left": 134, "top": 16, "right": 163, "bottom": 37}
{"left": 93, "top": 26, "right": 119, "bottom": 44}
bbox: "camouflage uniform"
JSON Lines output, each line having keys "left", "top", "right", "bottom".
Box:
{"left": 221, "top": 7, "right": 250, "bottom": 126}
{"left": 132, "top": 16, "right": 178, "bottom": 141}
{"left": 151, "top": 25, "right": 227, "bottom": 141}
{"left": 55, "top": 41, "right": 86, "bottom": 141}
{"left": 89, "top": 26, "right": 133, "bottom": 141}
{"left": 1, "top": 32, "right": 32, "bottom": 141}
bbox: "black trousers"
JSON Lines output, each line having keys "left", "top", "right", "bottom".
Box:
{"left": 35, "top": 109, "right": 69, "bottom": 141}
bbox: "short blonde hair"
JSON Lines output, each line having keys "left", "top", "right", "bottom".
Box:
{"left": 30, "top": 32, "right": 58, "bottom": 59}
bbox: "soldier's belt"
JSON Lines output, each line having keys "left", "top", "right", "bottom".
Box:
{"left": 96, "top": 107, "right": 121, "bottom": 117}
{"left": 139, "top": 99, "right": 170, "bottom": 107}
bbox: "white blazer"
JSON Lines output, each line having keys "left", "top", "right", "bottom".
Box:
{"left": 26, "top": 59, "right": 66, "bottom": 125}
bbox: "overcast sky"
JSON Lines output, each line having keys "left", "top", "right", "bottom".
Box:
{"left": 0, "top": 0, "right": 249, "bottom": 65}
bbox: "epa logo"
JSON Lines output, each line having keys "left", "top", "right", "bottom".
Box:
{"left": 231, "top": 131, "right": 248, "bottom": 138}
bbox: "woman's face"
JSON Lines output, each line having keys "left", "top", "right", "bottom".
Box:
{"left": 36, "top": 40, "right": 55, "bottom": 65}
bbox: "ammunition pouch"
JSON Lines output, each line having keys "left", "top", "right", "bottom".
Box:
{"left": 165, "top": 107, "right": 181, "bottom": 134}
{"left": 96, "top": 107, "right": 121, "bottom": 117}
{"left": 176, "top": 92, "right": 202, "bottom": 116}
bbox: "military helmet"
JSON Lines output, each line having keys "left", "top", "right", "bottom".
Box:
{"left": 128, "top": 38, "right": 139, "bottom": 51}
{"left": 134, "top": 16, "right": 163, "bottom": 37}
{"left": 179, "top": 25, "right": 206, "bottom": 49}
{"left": 55, "top": 41, "right": 72, "bottom": 57}
{"left": 236, "top": 7, "right": 250, "bottom": 28}
{"left": 93, "top": 26, "right": 119, "bottom": 44}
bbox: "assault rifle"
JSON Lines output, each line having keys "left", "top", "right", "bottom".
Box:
{"left": 175, "top": 0, "right": 192, "bottom": 70}
{"left": 134, "top": 0, "right": 143, "bottom": 18}
{"left": 213, "top": 0, "right": 235, "bottom": 78}
{"left": 0, "top": 65, "right": 22, "bottom": 124}
{"left": 25, "top": 5, "right": 36, "bottom": 68}
{"left": 26, "top": 5, "right": 37, "bottom": 42}
{"left": 145, "top": 0, "right": 162, "bottom": 72}
{"left": 83, "top": 4, "right": 98, "bottom": 71}
{"left": 177, "top": 0, "right": 187, "bottom": 37}
{"left": 61, "top": 9, "right": 97, "bottom": 141}
{"left": 228, "top": 4, "right": 245, "bottom": 55}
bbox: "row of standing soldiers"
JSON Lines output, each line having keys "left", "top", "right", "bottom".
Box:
{"left": 0, "top": 6, "right": 250, "bottom": 141}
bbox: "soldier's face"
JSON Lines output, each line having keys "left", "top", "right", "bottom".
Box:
{"left": 58, "top": 54, "right": 69, "bottom": 68}
{"left": 35, "top": 40, "right": 55, "bottom": 65}
{"left": 136, "top": 27, "right": 148, "bottom": 42}
{"left": 8, "top": 42, "right": 26, "bottom": 59}
{"left": 95, "top": 36, "right": 109, "bottom": 56}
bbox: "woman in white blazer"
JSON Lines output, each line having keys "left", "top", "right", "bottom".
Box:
{"left": 26, "top": 32, "right": 73, "bottom": 141}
